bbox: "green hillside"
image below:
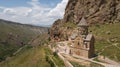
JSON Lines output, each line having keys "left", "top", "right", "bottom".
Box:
{"left": 0, "top": 45, "right": 65, "bottom": 67}
{"left": 0, "top": 19, "right": 48, "bottom": 62}
{"left": 89, "top": 23, "right": 120, "bottom": 62}
{"left": 0, "top": 46, "right": 50, "bottom": 67}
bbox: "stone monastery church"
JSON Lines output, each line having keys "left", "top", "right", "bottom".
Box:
{"left": 55, "top": 17, "right": 95, "bottom": 58}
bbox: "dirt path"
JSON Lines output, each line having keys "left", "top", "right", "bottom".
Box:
{"left": 49, "top": 56, "right": 58, "bottom": 67}
{"left": 62, "top": 54, "right": 105, "bottom": 66}
{"left": 97, "top": 43, "right": 120, "bottom": 66}
{"left": 58, "top": 53, "right": 73, "bottom": 67}
{"left": 62, "top": 53, "right": 120, "bottom": 67}
{"left": 54, "top": 41, "right": 120, "bottom": 67}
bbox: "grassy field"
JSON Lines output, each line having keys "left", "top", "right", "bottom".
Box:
{"left": 89, "top": 23, "right": 120, "bottom": 62}
{"left": 0, "top": 45, "right": 65, "bottom": 67}
{"left": 0, "top": 46, "right": 51, "bottom": 67}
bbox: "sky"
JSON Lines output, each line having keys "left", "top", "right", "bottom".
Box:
{"left": 0, "top": 0, "right": 68, "bottom": 26}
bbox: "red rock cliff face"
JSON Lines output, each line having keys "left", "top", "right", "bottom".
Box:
{"left": 50, "top": 0, "right": 120, "bottom": 40}
{"left": 64, "top": 0, "right": 120, "bottom": 24}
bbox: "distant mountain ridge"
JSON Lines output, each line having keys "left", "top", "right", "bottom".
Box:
{"left": 0, "top": 19, "right": 48, "bottom": 28}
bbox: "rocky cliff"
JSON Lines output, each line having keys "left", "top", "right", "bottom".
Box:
{"left": 50, "top": 0, "right": 120, "bottom": 41}
{"left": 64, "top": 0, "right": 120, "bottom": 24}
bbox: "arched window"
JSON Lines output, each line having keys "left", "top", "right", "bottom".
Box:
{"left": 78, "top": 42, "right": 80, "bottom": 46}
{"left": 85, "top": 42, "right": 88, "bottom": 48}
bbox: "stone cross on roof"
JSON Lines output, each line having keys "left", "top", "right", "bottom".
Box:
{"left": 78, "top": 17, "right": 88, "bottom": 26}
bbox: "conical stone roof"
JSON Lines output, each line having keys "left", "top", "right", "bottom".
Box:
{"left": 78, "top": 17, "right": 88, "bottom": 26}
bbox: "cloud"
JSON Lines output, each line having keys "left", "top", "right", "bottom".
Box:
{"left": 0, "top": 0, "right": 68, "bottom": 26}
{"left": 3, "top": 7, "right": 32, "bottom": 16}
{"left": 48, "top": 0, "right": 68, "bottom": 17}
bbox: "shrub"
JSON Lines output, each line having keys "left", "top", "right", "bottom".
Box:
{"left": 62, "top": 22, "right": 77, "bottom": 29}
{"left": 53, "top": 52, "right": 58, "bottom": 57}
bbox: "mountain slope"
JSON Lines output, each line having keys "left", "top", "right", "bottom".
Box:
{"left": 0, "top": 19, "right": 48, "bottom": 61}
{"left": 89, "top": 23, "right": 120, "bottom": 62}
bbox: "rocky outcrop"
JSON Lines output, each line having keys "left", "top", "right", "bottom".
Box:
{"left": 50, "top": 0, "right": 120, "bottom": 41}
{"left": 64, "top": 0, "right": 120, "bottom": 24}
